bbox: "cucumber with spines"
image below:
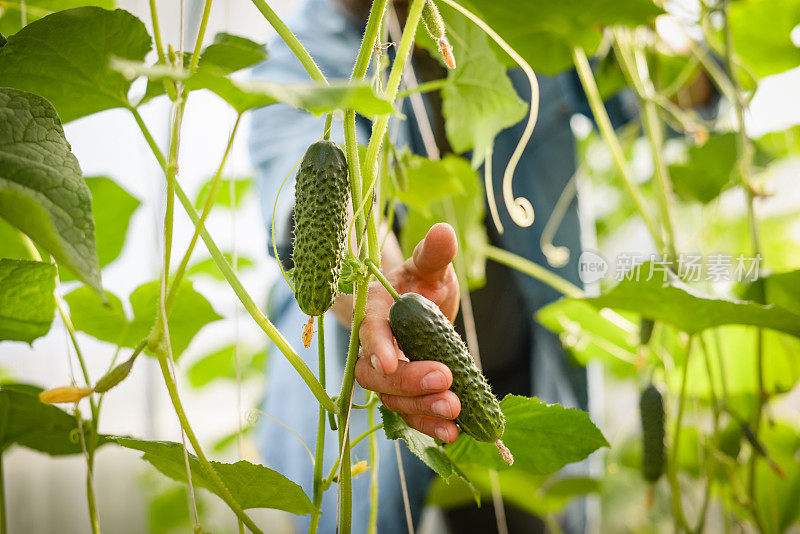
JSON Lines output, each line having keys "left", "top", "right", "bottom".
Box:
{"left": 292, "top": 140, "right": 349, "bottom": 316}
{"left": 388, "top": 292, "right": 511, "bottom": 464}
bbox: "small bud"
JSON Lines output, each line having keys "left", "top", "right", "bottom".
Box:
{"left": 39, "top": 386, "right": 93, "bottom": 404}
{"left": 94, "top": 358, "right": 135, "bottom": 393}
{"left": 350, "top": 460, "right": 369, "bottom": 478}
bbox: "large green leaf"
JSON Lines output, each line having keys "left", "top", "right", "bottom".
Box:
{"left": 753, "top": 422, "right": 800, "bottom": 533}
{"left": 0, "top": 219, "right": 31, "bottom": 260}
{"left": 669, "top": 133, "right": 738, "bottom": 204}
{"left": 393, "top": 153, "right": 465, "bottom": 216}
{"left": 0, "top": 385, "right": 110, "bottom": 455}
{"left": 728, "top": 0, "right": 800, "bottom": 79}
{"left": 60, "top": 177, "right": 140, "bottom": 281}
{"left": 0, "top": 7, "right": 151, "bottom": 122}
{"left": 398, "top": 155, "right": 488, "bottom": 288}
{"left": 381, "top": 407, "right": 478, "bottom": 501}
{"left": 439, "top": 6, "right": 527, "bottom": 166}
{"left": 446, "top": 395, "right": 608, "bottom": 475}
{"left": 115, "top": 59, "right": 394, "bottom": 116}
{"left": 0, "top": 259, "right": 56, "bottom": 343}
{"left": 537, "top": 299, "right": 639, "bottom": 378}
{"left": 116, "top": 438, "right": 314, "bottom": 515}
{"left": 580, "top": 263, "right": 800, "bottom": 338}
{"left": 0, "top": 0, "right": 114, "bottom": 36}
{"left": 463, "top": 0, "right": 662, "bottom": 74}
{"left": 64, "top": 281, "right": 222, "bottom": 356}
{"left": 0, "top": 88, "right": 102, "bottom": 292}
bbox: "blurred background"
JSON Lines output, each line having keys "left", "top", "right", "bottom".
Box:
{"left": 0, "top": 0, "right": 799, "bottom": 533}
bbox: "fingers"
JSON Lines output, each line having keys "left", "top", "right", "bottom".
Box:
{"left": 359, "top": 281, "right": 401, "bottom": 374}
{"left": 380, "top": 390, "right": 461, "bottom": 420}
{"left": 355, "top": 358, "right": 452, "bottom": 396}
{"left": 402, "top": 414, "right": 460, "bottom": 444}
{"left": 409, "top": 223, "right": 458, "bottom": 284}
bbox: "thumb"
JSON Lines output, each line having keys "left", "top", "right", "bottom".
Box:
{"left": 410, "top": 223, "right": 458, "bottom": 283}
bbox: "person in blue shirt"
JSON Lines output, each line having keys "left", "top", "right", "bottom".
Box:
{"left": 248, "top": 0, "right": 596, "bottom": 531}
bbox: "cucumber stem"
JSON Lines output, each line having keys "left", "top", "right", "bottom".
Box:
{"left": 495, "top": 440, "right": 514, "bottom": 466}
{"left": 364, "top": 259, "right": 400, "bottom": 301}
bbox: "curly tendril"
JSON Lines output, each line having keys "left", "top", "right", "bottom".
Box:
{"left": 439, "top": 0, "right": 540, "bottom": 232}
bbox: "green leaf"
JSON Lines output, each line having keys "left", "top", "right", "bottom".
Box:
{"left": 0, "top": 259, "right": 56, "bottom": 343}
{"left": 0, "top": 7, "right": 152, "bottom": 122}
{"left": 393, "top": 154, "right": 465, "bottom": 216}
{"left": 380, "top": 406, "right": 479, "bottom": 502}
{"left": 399, "top": 155, "right": 488, "bottom": 288}
{"left": 0, "top": 0, "right": 114, "bottom": 36}
{"left": 669, "top": 133, "right": 738, "bottom": 204}
{"left": 186, "top": 254, "right": 255, "bottom": 281}
{"left": 199, "top": 33, "right": 268, "bottom": 74}
{"left": 64, "top": 281, "right": 222, "bottom": 357}
{"left": 446, "top": 395, "right": 608, "bottom": 475}
{"left": 754, "top": 125, "right": 800, "bottom": 161}
{"left": 0, "top": 386, "right": 110, "bottom": 455}
{"left": 116, "top": 438, "right": 314, "bottom": 515}
{"left": 537, "top": 299, "right": 639, "bottom": 378}
{"left": 438, "top": 5, "right": 527, "bottom": 166}
{"left": 0, "top": 88, "right": 102, "bottom": 292}
{"left": 728, "top": 0, "right": 800, "bottom": 79}
{"left": 463, "top": 0, "right": 663, "bottom": 74}
{"left": 194, "top": 176, "right": 252, "bottom": 209}
{"left": 59, "top": 177, "right": 140, "bottom": 282}
{"left": 0, "top": 219, "right": 31, "bottom": 260}
{"left": 580, "top": 262, "right": 800, "bottom": 338}
{"left": 187, "top": 344, "right": 268, "bottom": 388}
{"left": 114, "top": 58, "right": 394, "bottom": 116}
{"left": 148, "top": 483, "right": 207, "bottom": 534}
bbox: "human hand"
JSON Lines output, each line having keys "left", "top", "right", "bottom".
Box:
{"left": 355, "top": 223, "right": 462, "bottom": 443}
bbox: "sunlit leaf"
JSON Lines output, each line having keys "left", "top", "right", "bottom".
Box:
{"left": 65, "top": 281, "right": 222, "bottom": 357}
{"left": 0, "top": 260, "right": 56, "bottom": 343}
{"left": 669, "top": 133, "right": 738, "bottom": 204}
{"left": 0, "top": 7, "right": 151, "bottom": 122}
{"left": 446, "top": 395, "right": 608, "bottom": 475}
{"left": 728, "top": 0, "right": 800, "bottom": 79}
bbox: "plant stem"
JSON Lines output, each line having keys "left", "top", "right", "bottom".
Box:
{"left": 337, "top": 277, "right": 369, "bottom": 415}
{"left": 572, "top": 46, "right": 666, "bottom": 254}
{"left": 365, "top": 259, "right": 400, "bottom": 300}
{"left": 480, "top": 244, "right": 584, "bottom": 298}
{"left": 323, "top": 423, "right": 386, "bottom": 489}
{"left": 359, "top": 0, "right": 426, "bottom": 261}
{"left": 148, "top": 0, "right": 167, "bottom": 64}
{"left": 367, "top": 404, "right": 379, "bottom": 534}
{"left": 172, "top": 182, "right": 336, "bottom": 413}
{"left": 309, "top": 314, "right": 327, "bottom": 534}
{"left": 166, "top": 113, "right": 242, "bottom": 313}
{"left": 668, "top": 336, "right": 692, "bottom": 533}
{"left": 396, "top": 78, "right": 448, "bottom": 99}
{"left": 249, "top": 0, "right": 328, "bottom": 84}
{"left": 153, "top": 349, "right": 263, "bottom": 534}
{"left": 128, "top": 108, "right": 335, "bottom": 413}
{"left": 188, "top": 0, "right": 214, "bottom": 74}
{"left": 0, "top": 455, "right": 6, "bottom": 534}
{"left": 613, "top": 29, "right": 678, "bottom": 259}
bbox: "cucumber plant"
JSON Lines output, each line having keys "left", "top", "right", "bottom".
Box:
{"left": 1, "top": 0, "right": 799, "bottom": 533}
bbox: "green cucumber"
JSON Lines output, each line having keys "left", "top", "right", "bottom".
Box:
{"left": 388, "top": 292, "right": 511, "bottom": 464}
{"left": 292, "top": 140, "right": 350, "bottom": 316}
{"left": 640, "top": 383, "right": 665, "bottom": 483}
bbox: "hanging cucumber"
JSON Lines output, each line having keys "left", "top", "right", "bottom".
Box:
{"left": 388, "top": 291, "right": 512, "bottom": 465}
{"left": 639, "top": 383, "right": 665, "bottom": 483}
{"left": 292, "top": 140, "right": 350, "bottom": 317}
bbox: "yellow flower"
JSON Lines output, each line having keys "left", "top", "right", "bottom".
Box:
{"left": 39, "top": 386, "right": 94, "bottom": 404}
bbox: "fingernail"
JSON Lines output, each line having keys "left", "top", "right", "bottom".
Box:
{"left": 432, "top": 400, "right": 452, "bottom": 418}
{"left": 370, "top": 354, "right": 383, "bottom": 373}
{"left": 435, "top": 426, "right": 449, "bottom": 442}
{"left": 421, "top": 370, "right": 447, "bottom": 391}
